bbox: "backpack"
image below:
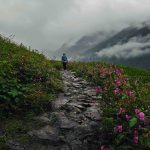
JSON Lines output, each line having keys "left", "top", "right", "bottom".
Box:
{"left": 62, "top": 56, "right": 68, "bottom": 63}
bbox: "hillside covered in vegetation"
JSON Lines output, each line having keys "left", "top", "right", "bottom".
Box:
{"left": 0, "top": 35, "right": 63, "bottom": 149}
{"left": 1, "top": 35, "right": 150, "bottom": 149}
{"left": 0, "top": 35, "right": 63, "bottom": 116}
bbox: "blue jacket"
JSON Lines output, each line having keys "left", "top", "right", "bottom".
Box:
{"left": 62, "top": 54, "right": 68, "bottom": 63}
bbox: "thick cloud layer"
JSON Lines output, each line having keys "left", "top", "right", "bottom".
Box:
{"left": 96, "top": 41, "right": 150, "bottom": 58}
{"left": 96, "top": 34, "right": 150, "bottom": 58}
{"left": 0, "top": 0, "right": 150, "bottom": 57}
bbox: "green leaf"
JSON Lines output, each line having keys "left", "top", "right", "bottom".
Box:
{"left": 116, "top": 134, "right": 125, "bottom": 145}
{"left": 9, "top": 89, "right": 19, "bottom": 98}
{"left": 129, "top": 117, "right": 137, "bottom": 128}
{"left": 121, "top": 95, "right": 126, "bottom": 100}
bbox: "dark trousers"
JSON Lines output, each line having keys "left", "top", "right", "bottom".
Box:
{"left": 63, "top": 62, "right": 67, "bottom": 70}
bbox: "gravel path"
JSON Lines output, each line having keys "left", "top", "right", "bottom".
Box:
{"left": 7, "top": 71, "right": 102, "bottom": 150}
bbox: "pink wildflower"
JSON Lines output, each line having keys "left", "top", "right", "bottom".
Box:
{"left": 126, "top": 90, "right": 133, "bottom": 97}
{"left": 138, "top": 112, "right": 145, "bottom": 121}
{"left": 115, "top": 69, "right": 121, "bottom": 76}
{"left": 133, "top": 129, "right": 138, "bottom": 145}
{"left": 116, "top": 79, "right": 121, "bottom": 87}
{"left": 117, "top": 125, "right": 123, "bottom": 132}
{"left": 100, "top": 145, "right": 106, "bottom": 150}
{"left": 96, "top": 86, "right": 102, "bottom": 94}
{"left": 114, "top": 125, "right": 123, "bottom": 133}
{"left": 135, "top": 109, "right": 140, "bottom": 115}
{"left": 114, "top": 88, "right": 120, "bottom": 95}
{"left": 125, "top": 114, "right": 131, "bottom": 120}
{"left": 118, "top": 107, "right": 125, "bottom": 115}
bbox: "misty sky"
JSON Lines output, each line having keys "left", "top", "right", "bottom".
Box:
{"left": 0, "top": 0, "right": 150, "bottom": 57}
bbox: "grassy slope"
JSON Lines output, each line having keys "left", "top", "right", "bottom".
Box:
{"left": 0, "top": 35, "right": 62, "bottom": 148}
{"left": 120, "top": 65, "right": 150, "bottom": 101}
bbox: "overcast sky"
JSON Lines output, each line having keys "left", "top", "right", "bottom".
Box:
{"left": 0, "top": 0, "right": 150, "bottom": 57}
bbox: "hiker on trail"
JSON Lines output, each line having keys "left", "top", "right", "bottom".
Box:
{"left": 61, "top": 53, "right": 68, "bottom": 70}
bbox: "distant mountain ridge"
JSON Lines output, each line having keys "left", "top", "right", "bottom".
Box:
{"left": 56, "top": 21, "right": 150, "bottom": 69}
{"left": 85, "top": 22, "right": 150, "bottom": 69}
{"left": 56, "top": 31, "right": 114, "bottom": 58}
{"left": 87, "top": 25, "right": 150, "bottom": 53}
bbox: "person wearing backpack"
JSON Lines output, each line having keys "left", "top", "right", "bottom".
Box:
{"left": 61, "top": 53, "right": 68, "bottom": 70}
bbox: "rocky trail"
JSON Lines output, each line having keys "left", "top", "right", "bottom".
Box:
{"left": 7, "top": 71, "right": 102, "bottom": 150}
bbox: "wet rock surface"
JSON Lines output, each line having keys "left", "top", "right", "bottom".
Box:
{"left": 6, "top": 71, "right": 102, "bottom": 150}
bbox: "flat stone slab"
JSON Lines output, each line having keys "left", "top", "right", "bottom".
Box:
{"left": 28, "top": 125, "right": 61, "bottom": 143}
{"left": 59, "top": 116, "right": 77, "bottom": 129}
{"left": 53, "top": 98, "right": 70, "bottom": 109}
{"left": 84, "top": 107, "right": 101, "bottom": 121}
{"left": 33, "top": 115, "right": 51, "bottom": 124}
